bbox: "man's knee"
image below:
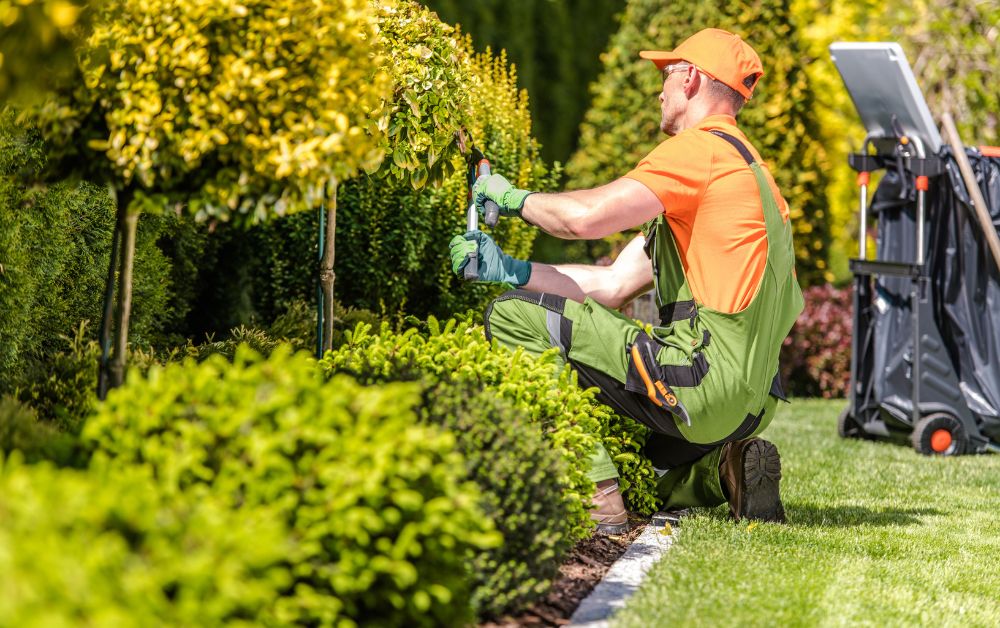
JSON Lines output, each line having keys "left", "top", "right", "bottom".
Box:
{"left": 484, "top": 289, "right": 571, "bottom": 359}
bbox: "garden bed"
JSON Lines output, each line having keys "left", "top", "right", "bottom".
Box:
{"left": 483, "top": 516, "right": 648, "bottom": 627}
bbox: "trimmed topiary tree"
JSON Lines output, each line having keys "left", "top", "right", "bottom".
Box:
{"left": 230, "top": 43, "right": 553, "bottom": 324}
{"left": 18, "top": 0, "right": 390, "bottom": 393}
{"left": 567, "top": 0, "right": 833, "bottom": 285}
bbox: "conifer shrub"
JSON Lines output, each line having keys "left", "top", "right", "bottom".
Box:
{"left": 0, "top": 113, "right": 202, "bottom": 384}
{"left": 10, "top": 323, "right": 162, "bottom": 433}
{"left": 84, "top": 347, "right": 495, "bottom": 626}
{"left": 0, "top": 455, "right": 291, "bottom": 625}
{"left": 321, "top": 317, "right": 661, "bottom": 525}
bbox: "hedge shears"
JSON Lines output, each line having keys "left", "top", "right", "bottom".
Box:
{"left": 456, "top": 130, "right": 500, "bottom": 281}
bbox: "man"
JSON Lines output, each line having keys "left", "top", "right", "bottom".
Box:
{"left": 449, "top": 28, "right": 804, "bottom": 533}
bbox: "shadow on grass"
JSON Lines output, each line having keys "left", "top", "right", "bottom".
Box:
{"left": 786, "top": 503, "right": 944, "bottom": 527}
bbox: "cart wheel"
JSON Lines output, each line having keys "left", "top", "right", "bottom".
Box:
{"left": 911, "top": 413, "right": 966, "bottom": 456}
{"left": 837, "top": 406, "right": 861, "bottom": 439}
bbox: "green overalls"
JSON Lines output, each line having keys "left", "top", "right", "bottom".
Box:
{"left": 485, "top": 131, "right": 804, "bottom": 509}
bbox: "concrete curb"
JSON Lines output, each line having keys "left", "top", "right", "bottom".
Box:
{"left": 568, "top": 523, "right": 678, "bottom": 627}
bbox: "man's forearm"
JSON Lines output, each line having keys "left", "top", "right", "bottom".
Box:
{"left": 521, "top": 262, "right": 627, "bottom": 308}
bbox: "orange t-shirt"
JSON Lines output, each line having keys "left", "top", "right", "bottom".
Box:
{"left": 624, "top": 114, "right": 790, "bottom": 313}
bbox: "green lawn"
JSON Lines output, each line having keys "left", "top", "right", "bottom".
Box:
{"left": 615, "top": 399, "right": 1000, "bottom": 627}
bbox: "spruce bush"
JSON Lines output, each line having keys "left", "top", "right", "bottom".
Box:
{"left": 84, "top": 347, "right": 496, "bottom": 625}
{"left": 0, "top": 455, "right": 291, "bottom": 625}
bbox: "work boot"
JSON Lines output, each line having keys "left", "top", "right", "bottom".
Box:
{"left": 590, "top": 478, "right": 629, "bottom": 535}
{"left": 719, "top": 438, "right": 786, "bottom": 523}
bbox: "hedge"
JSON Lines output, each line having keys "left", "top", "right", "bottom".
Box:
{"left": 321, "top": 316, "right": 661, "bottom": 521}
{"left": 350, "top": 374, "right": 576, "bottom": 618}
{"left": 0, "top": 454, "right": 291, "bottom": 625}
{"left": 83, "top": 347, "right": 496, "bottom": 625}
{"left": 0, "top": 111, "right": 206, "bottom": 385}
{"left": 567, "top": 0, "right": 833, "bottom": 286}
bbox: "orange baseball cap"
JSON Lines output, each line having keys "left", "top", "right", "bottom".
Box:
{"left": 640, "top": 28, "right": 764, "bottom": 99}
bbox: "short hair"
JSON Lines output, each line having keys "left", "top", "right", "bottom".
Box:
{"left": 703, "top": 74, "right": 748, "bottom": 113}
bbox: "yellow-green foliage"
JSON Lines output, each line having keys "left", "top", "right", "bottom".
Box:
{"left": 20, "top": 0, "right": 390, "bottom": 222}
{"left": 0, "top": 454, "right": 292, "bottom": 625}
{"left": 321, "top": 317, "right": 660, "bottom": 524}
{"left": 791, "top": 0, "right": 887, "bottom": 279}
{"left": 886, "top": 0, "right": 1000, "bottom": 147}
{"left": 371, "top": 0, "right": 472, "bottom": 189}
{"left": 568, "top": 0, "right": 834, "bottom": 285}
{"left": 85, "top": 347, "right": 496, "bottom": 625}
{"left": 335, "top": 44, "right": 555, "bottom": 316}
{"left": 0, "top": 0, "right": 84, "bottom": 102}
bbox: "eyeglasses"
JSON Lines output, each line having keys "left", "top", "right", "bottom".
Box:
{"left": 661, "top": 63, "right": 693, "bottom": 81}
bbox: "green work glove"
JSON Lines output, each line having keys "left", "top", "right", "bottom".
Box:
{"left": 473, "top": 173, "right": 533, "bottom": 220}
{"left": 449, "top": 230, "right": 532, "bottom": 286}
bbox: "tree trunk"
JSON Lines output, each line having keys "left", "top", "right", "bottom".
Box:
{"left": 108, "top": 188, "right": 137, "bottom": 390}
{"left": 96, "top": 184, "right": 122, "bottom": 400}
{"left": 319, "top": 181, "right": 337, "bottom": 355}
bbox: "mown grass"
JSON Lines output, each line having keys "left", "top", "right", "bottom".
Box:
{"left": 615, "top": 399, "right": 1000, "bottom": 627}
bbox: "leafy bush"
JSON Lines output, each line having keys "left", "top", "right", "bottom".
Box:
{"left": 780, "top": 284, "right": 851, "bottom": 398}
{"left": 84, "top": 347, "right": 496, "bottom": 625}
{"left": 219, "top": 43, "right": 554, "bottom": 325}
{"left": 0, "top": 454, "right": 291, "bottom": 625}
{"left": 567, "top": 0, "right": 833, "bottom": 285}
{"left": 10, "top": 322, "right": 163, "bottom": 433}
{"left": 335, "top": 374, "right": 577, "bottom": 618}
{"left": 0, "top": 397, "right": 79, "bottom": 466}
{"left": 321, "top": 316, "right": 661, "bottom": 524}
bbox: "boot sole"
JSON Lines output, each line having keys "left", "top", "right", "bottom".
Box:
{"left": 739, "top": 440, "right": 786, "bottom": 523}
{"left": 594, "top": 521, "right": 630, "bottom": 536}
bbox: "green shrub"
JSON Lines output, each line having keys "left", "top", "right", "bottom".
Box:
{"left": 0, "top": 454, "right": 291, "bottom": 625}
{"left": 567, "top": 0, "right": 833, "bottom": 285}
{"left": 10, "top": 322, "right": 163, "bottom": 433}
{"left": 0, "top": 112, "right": 203, "bottom": 383}
{"left": 324, "top": 372, "right": 576, "bottom": 619}
{"left": 321, "top": 316, "right": 662, "bottom": 526}
{"left": 0, "top": 397, "right": 78, "bottom": 466}
{"left": 84, "top": 347, "right": 496, "bottom": 626}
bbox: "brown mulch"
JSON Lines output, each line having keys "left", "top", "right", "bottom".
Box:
{"left": 480, "top": 515, "right": 649, "bottom": 627}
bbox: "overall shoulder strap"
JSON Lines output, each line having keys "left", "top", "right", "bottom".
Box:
{"left": 708, "top": 129, "right": 755, "bottom": 165}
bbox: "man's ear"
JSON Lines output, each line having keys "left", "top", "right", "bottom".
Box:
{"left": 682, "top": 67, "right": 700, "bottom": 98}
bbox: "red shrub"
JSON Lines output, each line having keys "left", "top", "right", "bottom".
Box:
{"left": 780, "top": 284, "right": 852, "bottom": 398}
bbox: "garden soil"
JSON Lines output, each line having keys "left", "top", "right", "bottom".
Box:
{"left": 481, "top": 515, "right": 648, "bottom": 627}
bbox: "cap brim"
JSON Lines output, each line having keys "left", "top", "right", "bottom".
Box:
{"left": 639, "top": 50, "right": 683, "bottom": 67}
